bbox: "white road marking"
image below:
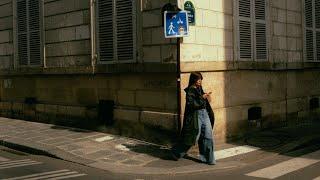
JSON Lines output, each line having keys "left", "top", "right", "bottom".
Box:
{"left": 115, "top": 144, "right": 130, "bottom": 151}
{"left": 0, "top": 156, "right": 9, "bottom": 161}
{"left": 3, "top": 170, "right": 69, "bottom": 180}
{"left": 46, "top": 173, "right": 87, "bottom": 180}
{"left": 314, "top": 176, "right": 320, "bottom": 180}
{"left": 215, "top": 145, "right": 260, "bottom": 160}
{"left": 95, "top": 136, "right": 114, "bottom": 142}
{"left": 0, "top": 161, "right": 42, "bottom": 169}
{"left": 246, "top": 150, "right": 320, "bottom": 179}
{"left": 0, "top": 159, "right": 33, "bottom": 166}
{"left": 25, "top": 171, "right": 86, "bottom": 180}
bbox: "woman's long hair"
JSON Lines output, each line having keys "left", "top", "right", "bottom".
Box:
{"left": 188, "top": 72, "right": 203, "bottom": 87}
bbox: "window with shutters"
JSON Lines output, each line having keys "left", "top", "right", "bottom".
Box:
{"left": 96, "top": 0, "right": 136, "bottom": 63}
{"left": 236, "top": 0, "right": 267, "bottom": 61}
{"left": 304, "top": 0, "right": 320, "bottom": 61}
{"left": 16, "top": 0, "right": 43, "bottom": 66}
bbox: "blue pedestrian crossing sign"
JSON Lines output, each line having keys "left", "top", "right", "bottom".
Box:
{"left": 164, "top": 11, "right": 189, "bottom": 38}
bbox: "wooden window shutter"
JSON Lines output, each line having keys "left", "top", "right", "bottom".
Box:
{"left": 239, "top": 0, "right": 252, "bottom": 59}
{"left": 97, "top": 0, "right": 114, "bottom": 62}
{"left": 116, "top": 0, "right": 135, "bottom": 62}
{"left": 28, "top": 0, "right": 41, "bottom": 65}
{"left": 17, "top": 0, "right": 28, "bottom": 65}
{"left": 306, "top": 29, "right": 314, "bottom": 61}
{"left": 305, "top": 0, "right": 313, "bottom": 28}
{"left": 255, "top": 0, "right": 267, "bottom": 60}
{"left": 305, "top": 0, "right": 314, "bottom": 61}
{"left": 17, "top": 0, "right": 42, "bottom": 66}
{"left": 305, "top": 0, "right": 316, "bottom": 61}
{"left": 315, "top": 0, "right": 320, "bottom": 61}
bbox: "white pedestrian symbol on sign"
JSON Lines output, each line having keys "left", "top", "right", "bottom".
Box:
{"left": 164, "top": 11, "right": 189, "bottom": 38}
{"left": 168, "top": 22, "right": 175, "bottom": 35}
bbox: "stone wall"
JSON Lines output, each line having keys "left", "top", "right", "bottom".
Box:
{"left": 0, "top": 0, "right": 179, "bottom": 144}
{"left": 0, "top": 73, "right": 178, "bottom": 143}
{"left": 180, "top": 0, "right": 233, "bottom": 62}
{"left": 44, "top": 0, "right": 91, "bottom": 67}
{"left": 179, "top": 0, "right": 320, "bottom": 142}
{"left": 141, "top": 0, "right": 177, "bottom": 63}
{"left": 271, "top": 0, "right": 303, "bottom": 64}
{"left": 181, "top": 70, "right": 320, "bottom": 141}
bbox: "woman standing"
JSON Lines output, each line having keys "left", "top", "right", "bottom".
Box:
{"left": 171, "top": 72, "right": 216, "bottom": 165}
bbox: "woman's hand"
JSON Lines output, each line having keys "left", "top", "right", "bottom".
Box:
{"left": 202, "top": 92, "right": 212, "bottom": 102}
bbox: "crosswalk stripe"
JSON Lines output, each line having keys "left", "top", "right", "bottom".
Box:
{"left": 0, "top": 156, "right": 9, "bottom": 161}
{"left": 95, "top": 136, "right": 114, "bottom": 142}
{"left": 216, "top": 145, "right": 260, "bottom": 160}
{"left": 246, "top": 150, "right": 320, "bottom": 179}
{"left": 46, "top": 173, "right": 87, "bottom": 180}
{"left": 0, "top": 159, "right": 32, "bottom": 165}
{"left": 0, "top": 159, "right": 36, "bottom": 167}
{"left": 0, "top": 161, "right": 42, "bottom": 170}
{"left": 314, "top": 176, "right": 320, "bottom": 180}
{"left": 3, "top": 170, "right": 70, "bottom": 180}
{"left": 25, "top": 171, "right": 82, "bottom": 180}
{"left": 0, "top": 160, "right": 38, "bottom": 168}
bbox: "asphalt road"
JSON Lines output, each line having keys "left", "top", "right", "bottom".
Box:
{"left": 0, "top": 142, "right": 320, "bottom": 180}
{"left": 0, "top": 145, "right": 137, "bottom": 180}
{"left": 156, "top": 142, "right": 320, "bottom": 180}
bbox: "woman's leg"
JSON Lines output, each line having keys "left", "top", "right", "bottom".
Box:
{"left": 171, "top": 143, "right": 192, "bottom": 160}
{"left": 198, "top": 109, "right": 216, "bottom": 165}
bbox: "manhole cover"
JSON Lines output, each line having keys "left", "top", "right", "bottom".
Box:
{"left": 245, "top": 135, "right": 283, "bottom": 148}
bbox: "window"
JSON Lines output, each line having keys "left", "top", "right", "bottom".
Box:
{"left": 304, "top": 0, "right": 320, "bottom": 61}
{"left": 96, "top": 0, "right": 136, "bottom": 63}
{"left": 16, "top": 0, "right": 43, "bottom": 66}
{"left": 237, "top": 0, "right": 267, "bottom": 61}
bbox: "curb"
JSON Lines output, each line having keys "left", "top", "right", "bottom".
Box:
{"left": 0, "top": 139, "right": 60, "bottom": 159}
{"left": 0, "top": 138, "right": 240, "bottom": 175}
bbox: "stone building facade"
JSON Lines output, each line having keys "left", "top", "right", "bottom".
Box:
{"left": 0, "top": 0, "right": 319, "bottom": 144}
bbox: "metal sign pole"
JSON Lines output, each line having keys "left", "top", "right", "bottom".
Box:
{"left": 177, "top": 37, "right": 182, "bottom": 132}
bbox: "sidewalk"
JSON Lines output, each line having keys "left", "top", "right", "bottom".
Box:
{"left": 0, "top": 117, "right": 319, "bottom": 175}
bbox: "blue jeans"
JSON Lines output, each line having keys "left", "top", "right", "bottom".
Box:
{"left": 196, "top": 109, "right": 216, "bottom": 164}
{"left": 172, "top": 109, "right": 216, "bottom": 164}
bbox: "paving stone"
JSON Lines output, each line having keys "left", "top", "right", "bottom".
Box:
{"left": 27, "top": 136, "right": 55, "bottom": 142}
{"left": 71, "top": 147, "right": 101, "bottom": 155}
{"left": 105, "top": 153, "right": 130, "bottom": 162}
{"left": 66, "top": 133, "right": 97, "bottom": 140}
{"left": 85, "top": 150, "right": 113, "bottom": 160}
{"left": 57, "top": 144, "right": 82, "bottom": 151}
{"left": 120, "top": 159, "right": 145, "bottom": 166}
{"left": 40, "top": 138, "right": 72, "bottom": 145}
{"left": 132, "top": 154, "right": 158, "bottom": 162}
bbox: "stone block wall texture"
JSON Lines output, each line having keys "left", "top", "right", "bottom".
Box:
{"left": 180, "top": 70, "right": 320, "bottom": 140}
{"left": 0, "top": 0, "right": 13, "bottom": 69}
{"left": 44, "top": 0, "right": 91, "bottom": 67}
{"left": 0, "top": 0, "right": 179, "bottom": 144}
{"left": 141, "top": 0, "right": 177, "bottom": 63}
{"left": 178, "top": 0, "right": 320, "bottom": 141}
{"left": 271, "top": 0, "right": 303, "bottom": 63}
{"left": 180, "top": 0, "right": 233, "bottom": 62}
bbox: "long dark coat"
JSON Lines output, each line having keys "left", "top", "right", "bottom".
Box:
{"left": 180, "top": 86, "right": 215, "bottom": 146}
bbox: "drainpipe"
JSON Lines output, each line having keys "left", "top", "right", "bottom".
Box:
{"left": 177, "top": 38, "right": 182, "bottom": 132}
{"left": 90, "top": 0, "right": 97, "bottom": 74}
